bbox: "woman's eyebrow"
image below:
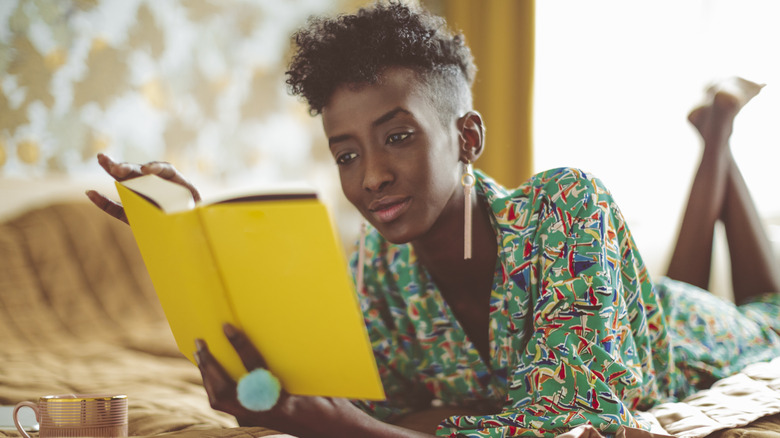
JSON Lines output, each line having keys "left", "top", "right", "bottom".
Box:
{"left": 372, "top": 107, "right": 411, "bottom": 127}
{"left": 328, "top": 134, "right": 350, "bottom": 147}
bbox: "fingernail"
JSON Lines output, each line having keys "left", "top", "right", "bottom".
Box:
{"left": 223, "top": 323, "right": 239, "bottom": 339}
{"left": 195, "top": 338, "right": 206, "bottom": 352}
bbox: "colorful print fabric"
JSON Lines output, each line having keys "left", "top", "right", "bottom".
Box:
{"left": 653, "top": 277, "right": 780, "bottom": 400}
{"left": 350, "top": 168, "right": 780, "bottom": 437}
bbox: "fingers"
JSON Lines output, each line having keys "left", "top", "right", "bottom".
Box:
{"left": 97, "top": 153, "right": 143, "bottom": 181}
{"left": 97, "top": 154, "right": 202, "bottom": 202}
{"left": 141, "top": 161, "right": 175, "bottom": 179}
{"left": 195, "top": 339, "right": 243, "bottom": 413}
{"left": 223, "top": 324, "right": 268, "bottom": 371}
{"left": 141, "top": 161, "right": 202, "bottom": 202}
{"left": 85, "top": 190, "right": 128, "bottom": 224}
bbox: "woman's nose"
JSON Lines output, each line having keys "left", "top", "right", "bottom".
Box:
{"left": 362, "top": 151, "right": 393, "bottom": 193}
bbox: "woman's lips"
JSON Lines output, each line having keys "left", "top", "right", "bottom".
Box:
{"left": 369, "top": 197, "right": 411, "bottom": 223}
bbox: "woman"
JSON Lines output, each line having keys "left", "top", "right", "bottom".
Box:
{"left": 87, "top": 3, "right": 780, "bottom": 437}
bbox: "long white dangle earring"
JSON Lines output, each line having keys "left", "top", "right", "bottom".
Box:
{"left": 461, "top": 160, "right": 475, "bottom": 260}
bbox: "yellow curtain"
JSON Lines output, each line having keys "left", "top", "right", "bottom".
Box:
{"left": 438, "top": 0, "right": 535, "bottom": 188}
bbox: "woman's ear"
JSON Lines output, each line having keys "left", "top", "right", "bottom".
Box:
{"left": 456, "top": 111, "right": 485, "bottom": 163}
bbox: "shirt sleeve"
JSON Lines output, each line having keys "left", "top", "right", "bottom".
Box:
{"left": 349, "top": 242, "right": 434, "bottom": 422}
{"left": 435, "top": 169, "right": 669, "bottom": 437}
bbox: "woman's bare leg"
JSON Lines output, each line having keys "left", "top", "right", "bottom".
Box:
{"left": 666, "top": 78, "right": 778, "bottom": 303}
{"left": 666, "top": 87, "right": 734, "bottom": 290}
{"left": 722, "top": 155, "right": 780, "bottom": 303}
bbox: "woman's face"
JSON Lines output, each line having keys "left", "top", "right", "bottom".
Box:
{"left": 321, "top": 67, "right": 463, "bottom": 245}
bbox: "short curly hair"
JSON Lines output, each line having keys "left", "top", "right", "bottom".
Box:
{"left": 285, "top": 1, "right": 476, "bottom": 124}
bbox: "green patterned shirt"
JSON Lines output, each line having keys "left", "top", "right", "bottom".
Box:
{"left": 351, "top": 167, "right": 780, "bottom": 437}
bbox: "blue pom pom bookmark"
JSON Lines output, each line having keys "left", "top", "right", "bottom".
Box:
{"left": 236, "top": 368, "right": 282, "bottom": 411}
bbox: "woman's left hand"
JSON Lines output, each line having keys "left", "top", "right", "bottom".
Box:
{"left": 194, "top": 324, "right": 421, "bottom": 438}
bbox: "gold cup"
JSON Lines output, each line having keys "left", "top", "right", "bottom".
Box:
{"left": 13, "top": 394, "right": 128, "bottom": 438}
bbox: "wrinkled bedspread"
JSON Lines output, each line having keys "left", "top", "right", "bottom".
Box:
{"left": 0, "top": 202, "right": 285, "bottom": 437}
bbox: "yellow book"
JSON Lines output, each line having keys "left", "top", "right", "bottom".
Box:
{"left": 116, "top": 175, "right": 385, "bottom": 400}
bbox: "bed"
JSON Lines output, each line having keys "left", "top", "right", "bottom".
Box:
{"left": 0, "top": 199, "right": 778, "bottom": 438}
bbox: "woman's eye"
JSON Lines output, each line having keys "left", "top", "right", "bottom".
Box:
{"left": 387, "top": 132, "right": 411, "bottom": 144}
{"left": 336, "top": 152, "right": 358, "bottom": 165}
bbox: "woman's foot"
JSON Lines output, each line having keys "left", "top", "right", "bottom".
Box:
{"left": 708, "top": 77, "right": 764, "bottom": 112}
{"left": 688, "top": 77, "right": 764, "bottom": 143}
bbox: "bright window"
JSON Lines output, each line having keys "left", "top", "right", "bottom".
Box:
{"left": 534, "top": 0, "right": 780, "bottom": 294}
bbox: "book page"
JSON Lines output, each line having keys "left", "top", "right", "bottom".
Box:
{"left": 200, "top": 181, "right": 317, "bottom": 206}
{"left": 120, "top": 175, "right": 195, "bottom": 214}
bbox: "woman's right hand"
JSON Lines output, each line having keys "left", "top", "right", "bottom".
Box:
{"left": 86, "top": 153, "right": 201, "bottom": 224}
{"left": 196, "top": 324, "right": 434, "bottom": 438}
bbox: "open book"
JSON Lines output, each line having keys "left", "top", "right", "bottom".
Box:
{"left": 116, "top": 175, "right": 385, "bottom": 400}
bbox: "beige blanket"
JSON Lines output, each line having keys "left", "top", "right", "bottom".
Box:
{"left": 0, "top": 202, "right": 280, "bottom": 437}
{"left": 650, "top": 357, "right": 780, "bottom": 438}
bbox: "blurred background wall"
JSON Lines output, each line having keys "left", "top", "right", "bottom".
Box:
{"left": 0, "top": 0, "right": 346, "bottom": 180}
{"left": 0, "top": 0, "right": 361, "bottom": 241}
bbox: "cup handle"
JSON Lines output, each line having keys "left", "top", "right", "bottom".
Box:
{"left": 13, "top": 401, "right": 39, "bottom": 438}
